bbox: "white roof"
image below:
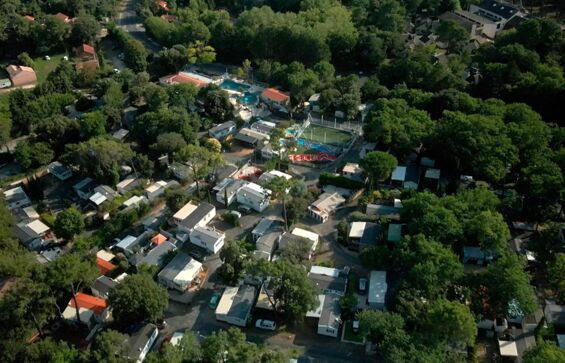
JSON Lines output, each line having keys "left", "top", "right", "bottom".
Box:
{"left": 310, "top": 266, "right": 341, "bottom": 278}
{"left": 170, "top": 332, "right": 184, "bottom": 347}
{"left": 116, "top": 177, "right": 136, "bottom": 189}
{"left": 146, "top": 180, "right": 167, "bottom": 193}
{"left": 244, "top": 182, "right": 270, "bottom": 195}
{"left": 498, "top": 340, "right": 518, "bottom": 357}
{"left": 23, "top": 206, "right": 39, "bottom": 219}
{"left": 172, "top": 259, "right": 202, "bottom": 286}
{"left": 89, "top": 192, "right": 107, "bottom": 205}
{"left": 96, "top": 250, "right": 115, "bottom": 262}
{"left": 180, "top": 71, "right": 213, "bottom": 83}
{"left": 393, "top": 199, "right": 403, "bottom": 208}
{"left": 291, "top": 227, "right": 319, "bottom": 243}
{"left": 173, "top": 202, "right": 198, "bottom": 221}
{"left": 123, "top": 195, "right": 145, "bottom": 207}
{"left": 4, "top": 186, "right": 26, "bottom": 198}
{"left": 391, "top": 166, "right": 407, "bottom": 181}
{"left": 368, "top": 271, "right": 387, "bottom": 305}
{"left": 215, "top": 286, "right": 239, "bottom": 315}
{"left": 343, "top": 163, "right": 362, "bottom": 174}
{"left": 116, "top": 235, "right": 137, "bottom": 250}
{"left": 62, "top": 306, "right": 94, "bottom": 323}
{"left": 349, "top": 222, "right": 366, "bottom": 239}
{"left": 306, "top": 294, "right": 325, "bottom": 318}
{"left": 261, "top": 170, "right": 292, "bottom": 181}
{"left": 28, "top": 220, "right": 50, "bottom": 235}
{"left": 557, "top": 334, "right": 565, "bottom": 349}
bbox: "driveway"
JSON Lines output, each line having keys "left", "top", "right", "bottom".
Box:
{"left": 116, "top": 0, "right": 161, "bottom": 53}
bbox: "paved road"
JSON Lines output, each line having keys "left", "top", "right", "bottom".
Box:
{"left": 116, "top": 0, "right": 161, "bottom": 53}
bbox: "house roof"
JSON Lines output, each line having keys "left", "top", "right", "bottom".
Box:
{"left": 190, "top": 226, "right": 224, "bottom": 244}
{"left": 309, "top": 270, "right": 348, "bottom": 295}
{"left": 127, "top": 324, "right": 158, "bottom": 361}
{"left": 73, "top": 177, "right": 95, "bottom": 192}
{"left": 160, "top": 72, "right": 211, "bottom": 88}
{"left": 360, "top": 222, "right": 380, "bottom": 246}
{"left": 343, "top": 163, "right": 362, "bottom": 174}
{"left": 158, "top": 252, "right": 202, "bottom": 286}
{"left": 391, "top": 166, "right": 407, "bottom": 181}
{"left": 366, "top": 203, "right": 401, "bottom": 218}
{"left": 116, "top": 235, "right": 138, "bottom": 250}
{"left": 310, "top": 192, "right": 345, "bottom": 214}
{"left": 425, "top": 168, "right": 441, "bottom": 179}
{"left": 215, "top": 164, "right": 239, "bottom": 181}
{"left": 3, "top": 186, "right": 29, "bottom": 204}
{"left": 368, "top": 271, "right": 387, "bottom": 305}
{"left": 5, "top": 64, "right": 37, "bottom": 86}
{"left": 53, "top": 12, "right": 70, "bottom": 22}
{"left": 136, "top": 241, "right": 176, "bottom": 268}
{"left": 319, "top": 294, "right": 341, "bottom": 330}
{"left": 477, "top": 0, "right": 520, "bottom": 19}
{"left": 349, "top": 222, "right": 367, "bottom": 239}
{"left": 96, "top": 257, "right": 117, "bottom": 275}
{"left": 23, "top": 15, "right": 35, "bottom": 21}
{"left": 173, "top": 202, "right": 198, "bottom": 221}
{"left": 291, "top": 227, "right": 319, "bottom": 243}
{"left": 209, "top": 121, "right": 236, "bottom": 134}
{"left": 261, "top": 88, "right": 290, "bottom": 103}
{"left": 28, "top": 220, "right": 50, "bottom": 235}
{"left": 387, "top": 223, "right": 403, "bottom": 242}
{"left": 69, "top": 292, "right": 107, "bottom": 314}
{"left": 498, "top": 340, "right": 518, "bottom": 357}
{"left": 234, "top": 132, "right": 259, "bottom": 146}
{"left": 151, "top": 233, "right": 167, "bottom": 245}
{"left": 254, "top": 231, "right": 281, "bottom": 260}
{"left": 179, "top": 203, "right": 215, "bottom": 230}
{"left": 92, "top": 276, "right": 117, "bottom": 296}
{"left": 252, "top": 218, "right": 275, "bottom": 237}
{"left": 216, "top": 285, "right": 257, "bottom": 320}
{"left": 79, "top": 44, "right": 95, "bottom": 55}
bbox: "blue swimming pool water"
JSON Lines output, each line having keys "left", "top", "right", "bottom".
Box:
{"left": 297, "top": 139, "right": 338, "bottom": 154}
{"left": 240, "top": 92, "right": 258, "bottom": 105}
{"left": 220, "top": 79, "right": 250, "bottom": 92}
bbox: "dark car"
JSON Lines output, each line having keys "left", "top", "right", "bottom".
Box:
{"left": 209, "top": 292, "right": 221, "bottom": 309}
{"left": 358, "top": 278, "right": 368, "bottom": 294}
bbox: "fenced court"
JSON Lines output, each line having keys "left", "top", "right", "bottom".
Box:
{"left": 300, "top": 124, "right": 353, "bottom": 147}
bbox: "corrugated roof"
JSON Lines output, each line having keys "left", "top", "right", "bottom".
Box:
{"left": 69, "top": 292, "right": 107, "bottom": 314}
{"left": 262, "top": 88, "right": 290, "bottom": 103}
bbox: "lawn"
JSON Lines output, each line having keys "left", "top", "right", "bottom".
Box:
{"left": 343, "top": 320, "right": 364, "bottom": 343}
{"left": 301, "top": 124, "right": 352, "bottom": 146}
{"left": 33, "top": 53, "right": 67, "bottom": 83}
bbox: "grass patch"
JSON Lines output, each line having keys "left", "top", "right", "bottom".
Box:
{"left": 301, "top": 125, "right": 352, "bottom": 146}
{"left": 33, "top": 53, "right": 67, "bottom": 83}
{"left": 343, "top": 320, "right": 364, "bottom": 343}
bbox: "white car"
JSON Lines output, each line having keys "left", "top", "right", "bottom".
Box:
{"left": 255, "top": 319, "right": 276, "bottom": 331}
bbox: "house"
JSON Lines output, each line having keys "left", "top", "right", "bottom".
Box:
{"left": 368, "top": 271, "right": 387, "bottom": 310}
{"left": 316, "top": 294, "right": 342, "bottom": 338}
{"left": 260, "top": 143, "right": 286, "bottom": 160}
{"left": 209, "top": 121, "right": 236, "bottom": 139}
{"left": 14, "top": 205, "right": 40, "bottom": 221}
{"left": 122, "top": 196, "right": 148, "bottom": 210}
{"left": 74, "top": 178, "right": 97, "bottom": 200}
{"left": 404, "top": 165, "right": 420, "bottom": 190}
{"left": 91, "top": 276, "right": 118, "bottom": 298}
{"left": 112, "top": 128, "right": 129, "bottom": 142}
{"left": 158, "top": 252, "right": 203, "bottom": 291}
{"left": 309, "top": 266, "right": 348, "bottom": 296}
{"left": 116, "top": 176, "right": 141, "bottom": 194}
{"left": 439, "top": 10, "right": 497, "bottom": 40}
{"left": 387, "top": 223, "right": 403, "bottom": 243}
{"left": 366, "top": 203, "right": 402, "bottom": 219}
{"left": 215, "top": 285, "right": 257, "bottom": 327}
{"left": 47, "top": 161, "right": 72, "bottom": 181}
{"left": 213, "top": 178, "right": 246, "bottom": 206}
{"left": 308, "top": 192, "right": 346, "bottom": 223}
{"left": 62, "top": 292, "right": 109, "bottom": 329}
{"left": 470, "top": 0, "right": 525, "bottom": 31}
{"left": 234, "top": 128, "right": 269, "bottom": 148}
{"left": 14, "top": 220, "right": 51, "bottom": 250}
{"left": 278, "top": 228, "right": 320, "bottom": 260}
{"left": 123, "top": 106, "right": 138, "bottom": 128}
{"left": 348, "top": 222, "right": 380, "bottom": 250}
{"left": 3, "top": 186, "right": 31, "bottom": 210}
{"left": 254, "top": 231, "right": 282, "bottom": 261}
{"left": 498, "top": 340, "right": 518, "bottom": 360}
{"left": 74, "top": 44, "right": 96, "bottom": 61}
{"left": 251, "top": 218, "right": 275, "bottom": 242}
{"left": 342, "top": 163, "right": 364, "bottom": 182}
{"left": 114, "top": 232, "right": 152, "bottom": 257}
{"left": 96, "top": 256, "right": 117, "bottom": 275}
{"left": 159, "top": 72, "right": 214, "bottom": 88}
{"left": 189, "top": 226, "right": 225, "bottom": 254}
{"left": 125, "top": 324, "right": 158, "bottom": 363}
{"left": 236, "top": 182, "right": 271, "bottom": 212}
{"left": 261, "top": 88, "right": 290, "bottom": 109}
{"left": 543, "top": 301, "right": 565, "bottom": 327}
{"left": 168, "top": 162, "right": 191, "bottom": 181}
{"left": 132, "top": 240, "right": 176, "bottom": 271}
{"left": 250, "top": 120, "right": 276, "bottom": 136}
{"left": 423, "top": 168, "right": 441, "bottom": 190}
{"left": 463, "top": 246, "right": 497, "bottom": 264}
{"left": 53, "top": 12, "right": 71, "bottom": 23}
{"left": 89, "top": 185, "right": 118, "bottom": 207}
{"left": 175, "top": 202, "right": 216, "bottom": 234}
{"left": 258, "top": 170, "right": 292, "bottom": 185}
{"left": 144, "top": 180, "right": 168, "bottom": 201}
{"left": 214, "top": 164, "right": 239, "bottom": 182}
{"left": 5, "top": 64, "right": 37, "bottom": 88}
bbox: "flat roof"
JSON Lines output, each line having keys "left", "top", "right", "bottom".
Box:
{"left": 349, "top": 222, "right": 366, "bottom": 239}
{"left": 137, "top": 241, "right": 176, "bottom": 267}
{"left": 368, "top": 271, "right": 387, "bottom": 305}
{"left": 173, "top": 202, "right": 198, "bottom": 221}
{"left": 158, "top": 252, "right": 202, "bottom": 286}
{"left": 387, "top": 224, "right": 403, "bottom": 242}
{"left": 498, "top": 340, "right": 518, "bottom": 357}
{"left": 310, "top": 266, "right": 341, "bottom": 278}
{"left": 291, "top": 227, "right": 319, "bottom": 243}
{"left": 116, "top": 235, "right": 137, "bottom": 250}
{"left": 216, "top": 285, "right": 257, "bottom": 320}
{"left": 252, "top": 218, "right": 275, "bottom": 236}
{"left": 179, "top": 203, "right": 215, "bottom": 230}
{"left": 391, "top": 166, "right": 407, "bottom": 181}
{"left": 425, "top": 168, "right": 441, "bottom": 179}
{"left": 28, "top": 220, "right": 50, "bottom": 234}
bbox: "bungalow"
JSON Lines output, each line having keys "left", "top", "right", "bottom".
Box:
{"left": 158, "top": 252, "right": 203, "bottom": 291}
{"left": 89, "top": 185, "right": 118, "bottom": 207}
{"left": 368, "top": 271, "right": 387, "bottom": 310}
{"left": 348, "top": 222, "right": 380, "bottom": 250}
{"left": 53, "top": 12, "right": 71, "bottom": 23}
{"left": 387, "top": 223, "right": 404, "bottom": 243}
{"left": 213, "top": 178, "right": 246, "bottom": 206}
{"left": 159, "top": 72, "right": 213, "bottom": 88}
{"left": 258, "top": 170, "right": 292, "bottom": 185}
{"left": 74, "top": 177, "right": 97, "bottom": 200}
{"left": 254, "top": 231, "right": 282, "bottom": 261}
{"left": 175, "top": 202, "right": 216, "bottom": 234}
{"left": 5, "top": 64, "right": 37, "bottom": 88}
{"left": 423, "top": 168, "right": 441, "bottom": 190}
{"left": 144, "top": 180, "right": 167, "bottom": 201}
{"left": 366, "top": 203, "right": 402, "bottom": 219}
{"left": 308, "top": 192, "right": 346, "bottom": 223}
{"left": 112, "top": 128, "right": 129, "bottom": 141}
{"left": 308, "top": 266, "right": 348, "bottom": 296}
{"left": 236, "top": 182, "right": 271, "bottom": 212}
{"left": 315, "top": 294, "right": 342, "bottom": 338}
{"left": 470, "top": 0, "right": 525, "bottom": 31}
{"left": 116, "top": 176, "right": 141, "bottom": 194}
{"left": 74, "top": 44, "right": 97, "bottom": 61}
{"left": 250, "top": 120, "right": 276, "bottom": 136}
{"left": 169, "top": 162, "right": 191, "bottom": 181}
{"left": 14, "top": 205, "right": 40, "bottom": 221}
{"left": 251, "top": 218, "right": 275, "bottom": 242}
{"left": 544, "top": 301, "right": 565, "bottom": 328}
{"left": 3, "top": 186, "right": 32, "bottom": 210}
{"left": 62, "top": 292, "right": 109, "bottom": 329}
{"left": 122, "top": 196, "right": 148, "bottom": 210}
{"left": 14, "top": 219, "right": 51, "bottom": 250}
{"left": 125, "top": 324, "right": 158, "bottom": 363}
{"left": 91, "top": 276, "right": 118, "bottom": 298}
{"left": 278, "top": 228, "right": 320, "bottom": 260}
{"left": 189, "top": 226, "right": 225, "bottom": 253}
{"left": 260, "top": 143, "right": 286, "bottom": 160}
{"left": 114, "top": 232, "right": 152, "bottom": 257}
{"left": 132, "top": 240, "right": 176, "bottom": 271}
{"left": 47, "top": 161, "right": 72, "bottom": 181}
{"left": 463, "top": 246, "right": 497, "bottom": 264}
{"left": 261, "top": 88, "right": 290, "bottom": 109}
{"left": 214, "top": 164, "right": 239, "bottom": 182}
{"left": 342, "top": 163, "right": 364, "bottom": 182}
{"left": 208, "top": 121, "right": 236, "bottom": 139}
{"left": 234, "top": 128, "right": 269, "bottom": 148}
{"left": 96, "top": 256, "right": 117, "bottom": 276}
{"left": 215, "top": 285, "right": 257, "bottom": 327}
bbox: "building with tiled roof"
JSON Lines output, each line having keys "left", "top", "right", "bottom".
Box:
{"left": 261, "top": 88, "right": 290, "bottom": 107}
{"left": 5, "top": 65, "right": 37, "bottom": 88}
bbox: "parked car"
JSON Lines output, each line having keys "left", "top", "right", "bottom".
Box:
{"left": 352, "top": 320, "right": 360, "bottom": 334}
{"left": 255, "top": 319, "right": 277, "bottom": 331}
{"left": 358, "top": 278, "right": 368, "bottom": 294}
{"left": 209, "top": 292, "right": 221, "bottom": 309}
{"left": 238, "top": 205, "right": 252, "bottom": 214}
{"left": 228, "top": 210, "right": 242, "bottom": 218}
{"left": 189, "top": 250, "right": 204, "bottom": 261}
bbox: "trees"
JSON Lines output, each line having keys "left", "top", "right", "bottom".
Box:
{"left": 152, "top": 132, "right": 187, "bottom": 156}
{"left": 79, "top": 111, "right": 106, "bottom": 139}
{"left": 175, "top": 144, "right": 225, "bottom": 193}
{"left": 199, "top": 85, "right": 233, "bottom": 122}
{"left": 108, "top": 274, "right": 168, "bottom": 327}
{"left": 423, "top": 299, "right": 477, "bottom": 347}
{"left": 204, "top": 137, "right": 222, "bottom": 153}
{"left": 202, "top": 328, "right": 261, "bottom": 363}
{"left": 436, "top": 20, "right": 468, "bottom": 54}
{"left": 249, "top": 259, "right": 318, "bottom": 322}
{"left": 187, "top": 41, "right": 217, "bottom": 64}
{"left": 360, "top": 151, "right": 398, "bottom": 190}
{"left": 14, "top": 141, "right": 54, "bottom": 172}
{"left": 218, "top": 240, "right": 247, "bottom": 285}
{"left": 54, "top": 207, "right": 85, "bottom": 240}
{"left": 523, "top": 342, "right": 565, "bottom": 363}
{"left": 265, "top": 176, "right": 293, "bottom": 230}
{"left": 70, "top": 16, "right": 101, "bottom": 45}
{"left": 92, "top": 330, "right": 129, "bottom": 363}
{"left": 465, "top": 210, "right": 510, "bottom": 259}
{"left": 548, "top": 254, "right": 565, "bottom": 303}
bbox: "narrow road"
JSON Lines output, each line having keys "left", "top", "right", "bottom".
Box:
{"left": 116, "top": 0, "right": 161, "bottom": 53}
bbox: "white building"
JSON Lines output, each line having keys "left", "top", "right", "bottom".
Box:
{"left": 215, "top": 285, "right": 257, "bottom": 327}
{"left": 251, "top": 218, "right": 275, "bottom": 242}
{"left": 158, "top": 252, "right": 203, "bottom": 291}
{"left": 213, "top": 178, "right": 247, "bottom": 206}
{"left": 306, "top": 294, "right": 342, "bottom": 338}
{"left": 368, "top": 271, "right": 387, "bottom": 310}
{"left": 470, "top": 0, "right": 525, "bottom": 31}
{"left": 116, "top": 176, "right": 140, "bottom": 194}
{"left": 189, "top": 226, "right": 225, "bottom": 254}
{"left": 236, "top": 182, "right": 271, "bottom": 212}
{"left": 175, "top": 202, "right": 216, "bottom": 234}
{"left": 342, "top": 163, "right": 364, "bottom": 181}
{"left": 14, "top": 219, "right": 51, "bottom": 250}
{"left": 3, "top": 186, "right": 32, "bottom": 210}
{"left": 126, "top": 324, "right": 159, "bottom": 363}
{"left": 208, "top": 121, "right": 236, "bottom": 139}
{"left": 258, "top": 170, "right": 292, "bottom": 184}
{"left": 122, "top": 195, "right": 148, "bottom": 209}
{"left": 89, "top": 185, "right": 118, "bottom": 207}
{"left": 308, "top": 192, "right": 346, "bottom": 223}
{"left": 145, "top": 180, "right": 168, "bottom": 201}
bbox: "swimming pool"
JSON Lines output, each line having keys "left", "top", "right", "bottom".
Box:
{"left": 220, "top": 79, "right": 250, "bottom": 92}
{"left": 240, "top": 92, "right": 258, "bottom": 105}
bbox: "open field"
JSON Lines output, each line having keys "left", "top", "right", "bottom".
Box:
{"left": 301, "top": 124, "right": 352, "bottom": 146}
{"left": 33, "top": 53, "right": 67, "bottom": 83}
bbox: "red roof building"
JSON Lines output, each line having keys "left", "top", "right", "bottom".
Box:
{"left": 151, "top": 233, "right": 167, "bottom": 245}
{"left": 69, "top": 292, "right": 107, "bottom": 314}
{"left": 261, "top": 88, "right": 290, "bottom": 106}
{"left": 23, "top": 15, "right": 35, "bottom": 21}
{"left": 5, "top": 65, "right": 37, "bottom": 88}
{"left": 53, "top": 12, "right": 70, "bottom": 23}
{"left": 96, "top": 257, "right": 117, "bottom": 275}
